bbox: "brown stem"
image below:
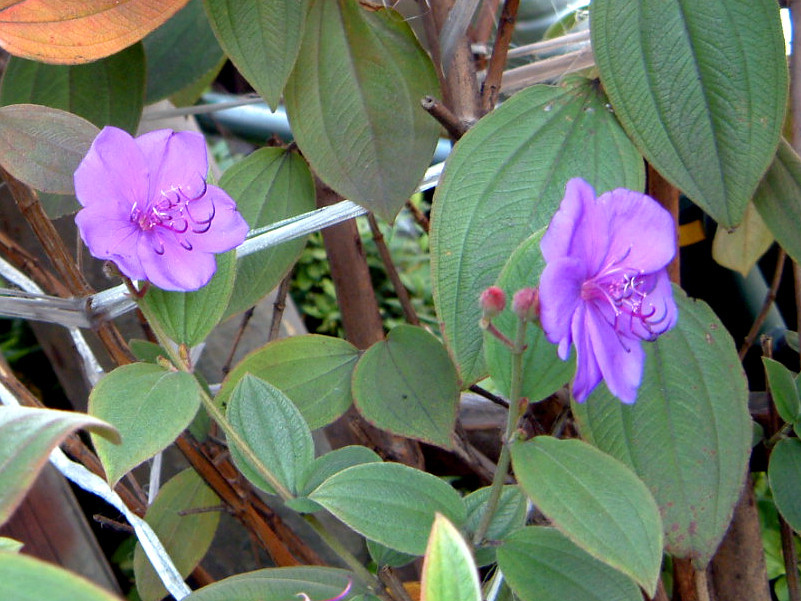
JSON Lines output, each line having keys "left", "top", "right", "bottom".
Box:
{"left": 672, "top": 558, "right": 700, "bottom": 601}
{"left": 421, "top": 95, "right": 468, "bottom": 140}
{"left": 647, "top": 164, "right": 680, "bottom": 284}
{"left": 221, "top": 307, "right": 255, "bottom": 376}
{"left": 367, "top": 213, "right": 420, "bottom": 326}
{"left": 646, "top": 579, "right": 670, "bottom": 601}
{"left": 405, "top": 199, "right": 430, "bottom": 233}
{"left": 0, "top": 167, "right": 134, "bottom": 366}
{"left": 781, "top": 516, "right": 801, "bottom": 601}
{"left": 174, "top": 433, "right": 322, "bottom": 567}
{"left": 468, "top": 383, "right": 509, "bottom": 408}
{"left": 738, "top": 249, "right": 786, "bottom": 360}
{"left": 480, "top": 0, "right": 521, "bottom": 113}
{"left": 316, "top": 179, "right": 425, "bottom": 468}
{"left": 268, "top": 272, "right": 293, "bottom": 342}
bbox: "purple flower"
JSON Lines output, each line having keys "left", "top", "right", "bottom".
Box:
{"left": 539, "top": 178, "right": 678, "bottom": 403}
{"left": 74, "top": 126, "right": 249, "bottom": 292}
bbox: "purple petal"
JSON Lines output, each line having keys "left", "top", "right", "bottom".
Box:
{"left": 541, "top": 178, "right": 594, "bottom": 263}
{"left": 181, "top": 186, "right": 249, "bottom": 253}
{"left": 538, "top": 256, "right": 586, "bottom": 359}
{"left": 74, "top": 126, "right": 148, "bottom": 213}
{"left": 75, "top": 205, "right": 145, "bottom": 280}
{"left": 570, "top": 304, "right": 603, "bottom": 402}
{"left": 136, "top": 130, "right": 208, "bottom": 201}
{"left": 599, "top": 187, "right": 676, "bottom": 274}
{"left": 585, "top": 304, "right": 644, "bottom": 403}
{"left": 138, "top": 232, "right": 218, "bottom": 291}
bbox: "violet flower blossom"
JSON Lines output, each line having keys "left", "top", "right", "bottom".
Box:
{"left": 74, "top": 126, "right": 248, "bottom": 292}
{"left": 539, "top": 178, "right": 678, "bottom": 403}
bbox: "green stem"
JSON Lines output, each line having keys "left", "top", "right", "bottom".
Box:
{"left": 303, "top": 514, "right": 391, "bottom": 601}
{"left": 472, "top": 317, "right": 529, "bottom": 546}
{"left": 137, "top": 300, "right": 294, "bottom": 501}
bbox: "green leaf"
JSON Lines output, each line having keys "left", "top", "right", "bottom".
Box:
{"left": 299, "top": 445, "right": 381, "bottom": 496}
{"left": 219, "top": 147, "right": 316, "bottom": 317}
{"left": 352, "top": 325, "right": 460, "bottom": 448}
{"left": 573, "top": 288, "right": 752, "bottom": 568}
{"left": 185, "top": 567, "right": 362, "bottom": 601}
{"left": 134, "top": 469, "right": 220, "bottom": 601}
{"left": 510, "top": 437, "right": 663, "bottom": 595}
{"left": 143, "top": 0, "right": 224, "bottom": 104}
{"left": 218, "top": 335, "right": 359, "bottom": 429}
{"left": 463, "top": 485, "right": 527, "bottom": 566}
{"left": 89, "top": 363, "right": 199, "bottom": 487}
{"left": 430, "top": 78, "right": 644, "bottom": 385}
{"left": 754, "top": 139, "right": 801, "bottom": 266}
{"left": 0, "top": 537, "right": 23, "bottom": 552}
{"left": 485, "top": 232, "right": 573, "bottom": 401}
{"left": 763, "top": 358, "right": 801, "bottom": 425}
{"left": 769, "top": 438, "right": 801, "bottom": 532}
{"left": 0, "top": 552, "right": 122, "bottom": 601}
{"left": 0, "top": 406, "right": 117, "bottom": 526}
{"left": 284, "top": 0, "right": 440, "bottom": 222}
{"left": 139, "top": 251, "right": 236, "bottom": 347}
{"left": 711, "top": 202, "right": 773, "bottom": 276}
{"left": 226, "top": 374, "right": 314, "bottom": 496}
{"left": 591, "top": 0, "right": 787, "bottom": 227}
{"left": 308, "top": 462, "right": 466, "bottom": 555}
{"left": 0, "top": 104, "right": 98, "bottom": 195}
{"left": 367, "top": 539, "right": 416, "bottom": 568}
{"left": 203, "top": 0, "right": 307, "bottom": 110}
{"left": 0, "top": 44, "right": 145, "bottom": 133}
{"left": 497, "top": 527, "right": 642, "bottom": 601}
{"left": 421, "top": 513, "right": 481, "bottom": 601}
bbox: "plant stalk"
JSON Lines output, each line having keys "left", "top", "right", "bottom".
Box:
{"left": 472, "top": 316, "right": 529, "bottom": 546}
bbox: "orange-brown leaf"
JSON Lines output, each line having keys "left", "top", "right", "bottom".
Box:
{"left": 0, "top": 0, "right": 190, "bottom": 64}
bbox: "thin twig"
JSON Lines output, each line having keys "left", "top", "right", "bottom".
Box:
{"left": 421, "top": 95, "right": 468, "bottom": 140}
{"left": 93, "top": 515, "right": 136, "bottom": 533}
{"left": 379, "top": 566, "right": 415, "bottom": 601}
{"left": 781, "top": 516, "right": 801, "bottom": 601}
{"left": 468, "top": 384, "right": 510, "bottom": 408}
{"left": 221, "top": 307, "right": 255, "bottom": 376}
{"left": 268, "top": 273, "right": 293, "bottom": 341}
{"left": 481, "top": 0, "right": 520, "bottom": 113}
{"left": 405, "top": 199, "right": 430, "bottom": 233}
{"left": 367, "top": 213, "right": 420, "bottom": 326}
{"left": 738, "top": 249, "right": 786, "bottom": 360}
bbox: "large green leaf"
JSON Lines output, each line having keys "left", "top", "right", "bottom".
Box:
{"left": 143, "top": 0, "right": 224, "bottom": 105}
{"left": 573, "top": 288, "right": 751, "bottom": 568}
{"left": 308, "top": 462, "right": 466, "bottom": 555}
{"left": 592, "top": 0, "right": 787, "bottom": 228}
{"left": 754, "top": 139, "right": 801, "bottom": 266}
{"left": 218, "top": 335, "right": 359, "bottom": 429}
{"left": 139, "top": 251, "right": 236, "bottom": 347}
{"left": 284, "top": 0, "right": 440, "bottom": 222}
{"left": 134, "top": 469, "right": 220, "bottom": 601}
{"left": 0, "top": 44, "right": 144, "bottom": 133}
{"left": 497, "top": 527, "right": 641, "bottom": 601}
{"left": 763, "top": 358, "right": 801, "bottom": 425}
{"left": 0, "top": 552, "right": 123, "bottom": 601}
{"left": 219, "top": 147, "right": 315, "bottom": 317}
{"left": 0, "top": 406, "right": 117, "bottom": 526}
{"left": 203, "top": 0, "right": 306, "bottom": 110}
{"left": 186, "top": 567, "right": 364, "bottom": 601}
{"left": 430, "top": 77, "right": 644, "bottom": 385}
{"left": 421, "top": 514, "right": 481, "bottom": 601}
{"left": 769, "top": 438, "right": 801, "bottom": 532}
{"left": 226, "top": 374, "right": 314, "bottom": 496}
{"left": 484, "top": 232, "right": 573, "bottom": 402}
{"left": 0, "top": 104, "right": 98, "bottom": 194}
{"left": 352, "top": 325, "right": 460, "bottom": 449}
{"left": 298, "top": 445, "right": 381, "bottom": 496}
{"left": 511, "top": 437, "right": 663, "bottom": 595}
{"left": 89, "top": 363, "right": 200, "bottom": 487}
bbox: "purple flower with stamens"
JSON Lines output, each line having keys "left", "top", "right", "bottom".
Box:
{"left": 539, "top": 178, "right": 678, "bottom": 403}
{"left": 74, "top": 126, "right": 248, "bottom": 292}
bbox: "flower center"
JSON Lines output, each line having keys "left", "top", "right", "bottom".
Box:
{"left": 129, "top": 182, "right": 214, "bottom": 254}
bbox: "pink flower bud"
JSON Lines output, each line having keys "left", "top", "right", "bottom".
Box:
{"left": 480, "top": 286, "right": 506, "bottom": 319}
{"left": 512, "top": 287, "right": 539, "bottom": 322}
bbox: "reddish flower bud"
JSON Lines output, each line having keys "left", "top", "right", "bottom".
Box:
{"left": 512, "top": 287, "right": 540, "bottom": 323}
{"left": 479, "top": 286, "right": 506, "bottom": 319}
